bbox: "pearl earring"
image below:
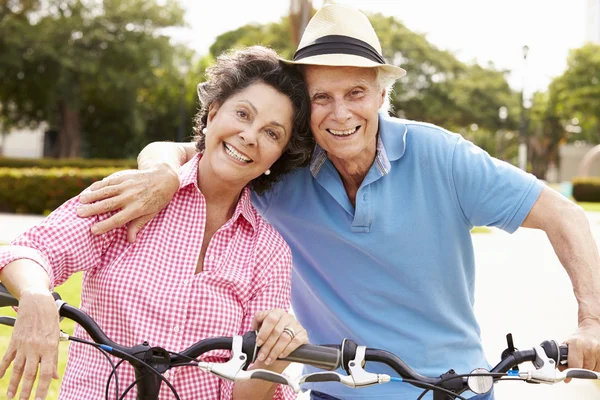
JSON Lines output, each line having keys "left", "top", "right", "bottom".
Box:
{"left": 264, "top": 169, "right": 271, "bottom": 176}
{"left": 202, "top": 127, "right": 207, "bottom": 135}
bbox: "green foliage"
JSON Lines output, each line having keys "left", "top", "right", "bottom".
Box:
{"left": 0, "top": 0, "right": 193, "bottom": 158}
{"left": 0, "top": 156, "right": 135, "bottom": 169}
{"left": 572, "top": 177, "right": 600, "bottom": 202}
{"left": 209, "top": 18, "right": 295, "bottom": 59}
{"left": 549, "top": 44, "right": 600, "bottom": 144}
{"left": 0, "top": 167, "right": 122, "bottom": 214}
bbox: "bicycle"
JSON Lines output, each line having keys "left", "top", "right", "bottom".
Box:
{"left": 1, "top": 283, "right": 599, "bottom": 400}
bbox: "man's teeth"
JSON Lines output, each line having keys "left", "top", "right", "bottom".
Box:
{"left": 329, "top": 127, "right": 358, "bottom": 136}
{"left": 224, "top": 143, "right": 251, "bottom": 162}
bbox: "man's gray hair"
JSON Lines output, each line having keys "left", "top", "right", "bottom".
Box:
{"left": 376, "top": 68, "right": 397, "bottom": 113}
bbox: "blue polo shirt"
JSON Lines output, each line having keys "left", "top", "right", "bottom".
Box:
{"left": 253, "top": 112, "right": 544, "bottom": 399}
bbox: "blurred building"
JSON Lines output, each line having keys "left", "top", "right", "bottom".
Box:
{"left": 587, "top": 0, "right": 600, "bottom": 43}
{"left": 0, "top": 125, "right": 45, "bottom": 158}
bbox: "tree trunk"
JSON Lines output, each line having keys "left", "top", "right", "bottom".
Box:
{"left": 290, "top": 0, "right": 312, "bottom": 47}
{"left": 57, "top": 102, "right": 81, "bottom": 158}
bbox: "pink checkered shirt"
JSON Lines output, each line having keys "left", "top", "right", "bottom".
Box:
{"left": 0, "top": 154, "right": 296, "bottom": 400}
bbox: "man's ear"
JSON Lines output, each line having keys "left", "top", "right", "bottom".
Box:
{"left": 378, "top": 88, "right": 386, "bottom": 108}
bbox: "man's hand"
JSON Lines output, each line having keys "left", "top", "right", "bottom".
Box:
{"left": 77, "top": 164, "right": 180, "bottom": 243}
{"left": 565, "top": 318, "right": 600, "bottom": 376}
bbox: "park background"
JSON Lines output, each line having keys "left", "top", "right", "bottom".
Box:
{"left": 1, "top": 0, "right": 600, "bottom": 398}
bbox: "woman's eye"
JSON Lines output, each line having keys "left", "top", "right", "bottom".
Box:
{"left": 237, "top": 110, "right": 248, "bottom": 119}
{"left": 266, "top": 129, "right": 278, "bottom": 139}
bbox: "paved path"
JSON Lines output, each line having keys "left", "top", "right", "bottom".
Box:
{"left": 0, "top": 212, "right": 45, "bottom": 243}
{"left": 2, "top": 212, "right": 600, "bottom": 398}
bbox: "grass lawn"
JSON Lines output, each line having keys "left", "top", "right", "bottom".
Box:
{"left": 471, "top": 226, "right": 492, "bottom": 234}
{"left": 0, "top": 273, "right": 82, "bottom": 400}
{"left": 578, "top": 202, "right": 600, "bottom": 212}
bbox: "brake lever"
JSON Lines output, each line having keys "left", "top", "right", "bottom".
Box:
{"left": 513, "top": 344, "right": 600, "bottom": 384}
{"left": 235, "top": 369, "right": 300, "bottom": 392}
{"left": 298, "top": 345, "right": 390, "bottom": 389}
{"left": 197, "top": 335, "right": 299, "bottom": 391}
{"left": 197, "top": 335, "right": 247, "bottom": 381}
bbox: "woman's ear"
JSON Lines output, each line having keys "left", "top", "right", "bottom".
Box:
{"left": 207, "top": 102, "right": 220, "bottom": 125}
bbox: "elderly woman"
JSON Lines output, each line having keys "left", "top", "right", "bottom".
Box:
{"left": 0, "top": 46, "right": 314, "bottom": 400}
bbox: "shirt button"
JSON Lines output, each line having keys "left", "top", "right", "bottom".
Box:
{"left": 208, "top": 255, "right": 215, "bottom": 262}
{"left": 173, "top": 325, "right": 180, "bottom": 333}
{"left": 183, "top": 279, "right": 189, "bottom": 285}
{"left": 164, "top": 371, "right": 170, "bottom": 379}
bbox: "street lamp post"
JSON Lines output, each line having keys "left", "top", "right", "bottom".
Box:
{"left": 497, "top": 106, "right": 508, "bottom": 160}
{"left": 518, "top": 45, "right": 529, "bottom": 171}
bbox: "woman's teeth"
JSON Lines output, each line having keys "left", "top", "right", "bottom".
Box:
{"left": 328, "top": 127, "right": 358, "bottom": 136}
{"left": 224, "top": 143, "right": 252, "bottom": 162}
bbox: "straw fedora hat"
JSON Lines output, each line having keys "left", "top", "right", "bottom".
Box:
{"left": 284, "top": 3, "right": 406, "bottom": 80}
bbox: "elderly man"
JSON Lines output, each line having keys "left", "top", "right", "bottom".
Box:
{"left": 77, "top": 4, "right": 600, "bottom": 400}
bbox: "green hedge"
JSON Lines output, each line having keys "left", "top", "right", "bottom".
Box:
{"left": 0, "top": 157, "right": 136, "bottom": 169}
{"left": 572, "top": 177, "right": 600, "bottom": 202}
{"left": 0, "top": 167, "right": 122, "bottom": 214}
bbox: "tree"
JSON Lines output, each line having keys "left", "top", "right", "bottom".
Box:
{"left": 367, "top": 13, "right": 519, "bottom": 140}
{"left": 549, "top": 44, "right": 600, "bottom": 144}
{"left": 0, "top": 0, "right": 186, "bottom": 158}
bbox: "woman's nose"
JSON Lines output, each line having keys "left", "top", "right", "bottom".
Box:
{"left": 238, "top": 129, "right": 258, "bottom": 146}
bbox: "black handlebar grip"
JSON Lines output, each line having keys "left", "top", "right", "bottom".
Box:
{"left": 249, "top": 371, "right": 290, "bottom": 385}
{"left": 0, "top": 283, "right": 18, "bottom": 307}
{"left": 560, "top": 345, "right": 568, "bottom": 366}
{"left": 282, "top": 344, "right": 341, "bottom": 371}
{"left": 0, "top": 316, "right": 16, "bottom": 326}
{"left": 303, "top": 373, "right": 342, "bottom": 383}
{"left": 0, "top": 283, "right": 62, "bottom": 308}
{"left": 566, "top": 369, "right": 599, "bottom": 380}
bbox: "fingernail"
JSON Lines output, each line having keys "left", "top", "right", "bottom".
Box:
{"left": 36, "top": 397, "right": 42, "bottom": 400}
{"left": 257, "top": 353, "right": 265, "bottom": 361}
{"left": 91, "top": 226, "right": 99, "bottom": 235}
{"left": 6, "top": 392, "right": 13, "bottom": 399}
{"left": 77, "top": 207, "right": 86, "bottom": 216}
{"left": 256, "top": 339, "right": 263, "bottom": 347}
{"left": 265, "top": 357, "right": 272, "bottom": 365}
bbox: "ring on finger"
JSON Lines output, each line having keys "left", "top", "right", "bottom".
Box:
{"left": 282, "top": 326, "right": 296, "bottom": 340}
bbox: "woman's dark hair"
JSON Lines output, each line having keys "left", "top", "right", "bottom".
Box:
{"left": 193, "top": 46, "right": 313, "bottom": 195}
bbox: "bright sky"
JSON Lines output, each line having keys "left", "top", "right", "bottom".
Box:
{"left": 169, "top": 0, "right": 590, "bottom": 97}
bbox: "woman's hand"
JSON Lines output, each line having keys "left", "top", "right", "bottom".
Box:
{"left": 0, "top": 290, "right": 60, "bottom": 400}
{"left": 252, "top": 309, "right": 308, "bottom": 366}
{"left": 77, "top": 164, "right": 179, "bottom": 243}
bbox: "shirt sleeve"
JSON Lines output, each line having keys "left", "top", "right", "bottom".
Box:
{"left": 0, "top": 195, "right": 117, "bottom": 288}
{"left": 219, "top": 244, "right": 295, "bottom": 400}
{"left": 450, "top": 135, "right": 545, "bottom": 233}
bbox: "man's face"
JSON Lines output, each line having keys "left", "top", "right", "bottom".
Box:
{"left": 304, "top": 65, "right": 385, "bottom": 163}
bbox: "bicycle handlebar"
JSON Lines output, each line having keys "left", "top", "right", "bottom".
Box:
{"left": 0, "top": 283, "right": 341, "bottom": 370}
{"left": 0, "top": 283, "right": 589, "bottom": 400}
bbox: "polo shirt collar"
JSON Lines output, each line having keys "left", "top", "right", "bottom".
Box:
{"left": 310, "top": 111, "right": 408, "bottom": 178}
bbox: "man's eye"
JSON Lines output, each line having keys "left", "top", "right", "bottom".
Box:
{"left": 351, "top": 90, "right": 364, "bottom": 96}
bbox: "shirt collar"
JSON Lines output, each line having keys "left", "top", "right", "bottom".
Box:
{"left": 179, "top": 153, "right": 257, "bottom": 230}
{"left": 310, "top": 111, "right": 408, "bottom": 177}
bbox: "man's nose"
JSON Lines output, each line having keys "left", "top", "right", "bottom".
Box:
{"left": 332, "top": 100, "right": 352, "bottom": 122}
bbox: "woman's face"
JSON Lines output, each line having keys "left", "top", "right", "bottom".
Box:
{"left": 203, "top": 82, "right": 293, "bottom": 186}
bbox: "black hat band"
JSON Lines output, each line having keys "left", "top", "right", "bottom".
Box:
{"left": 293, "top": 35, "right": 386, "bottom": 64}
